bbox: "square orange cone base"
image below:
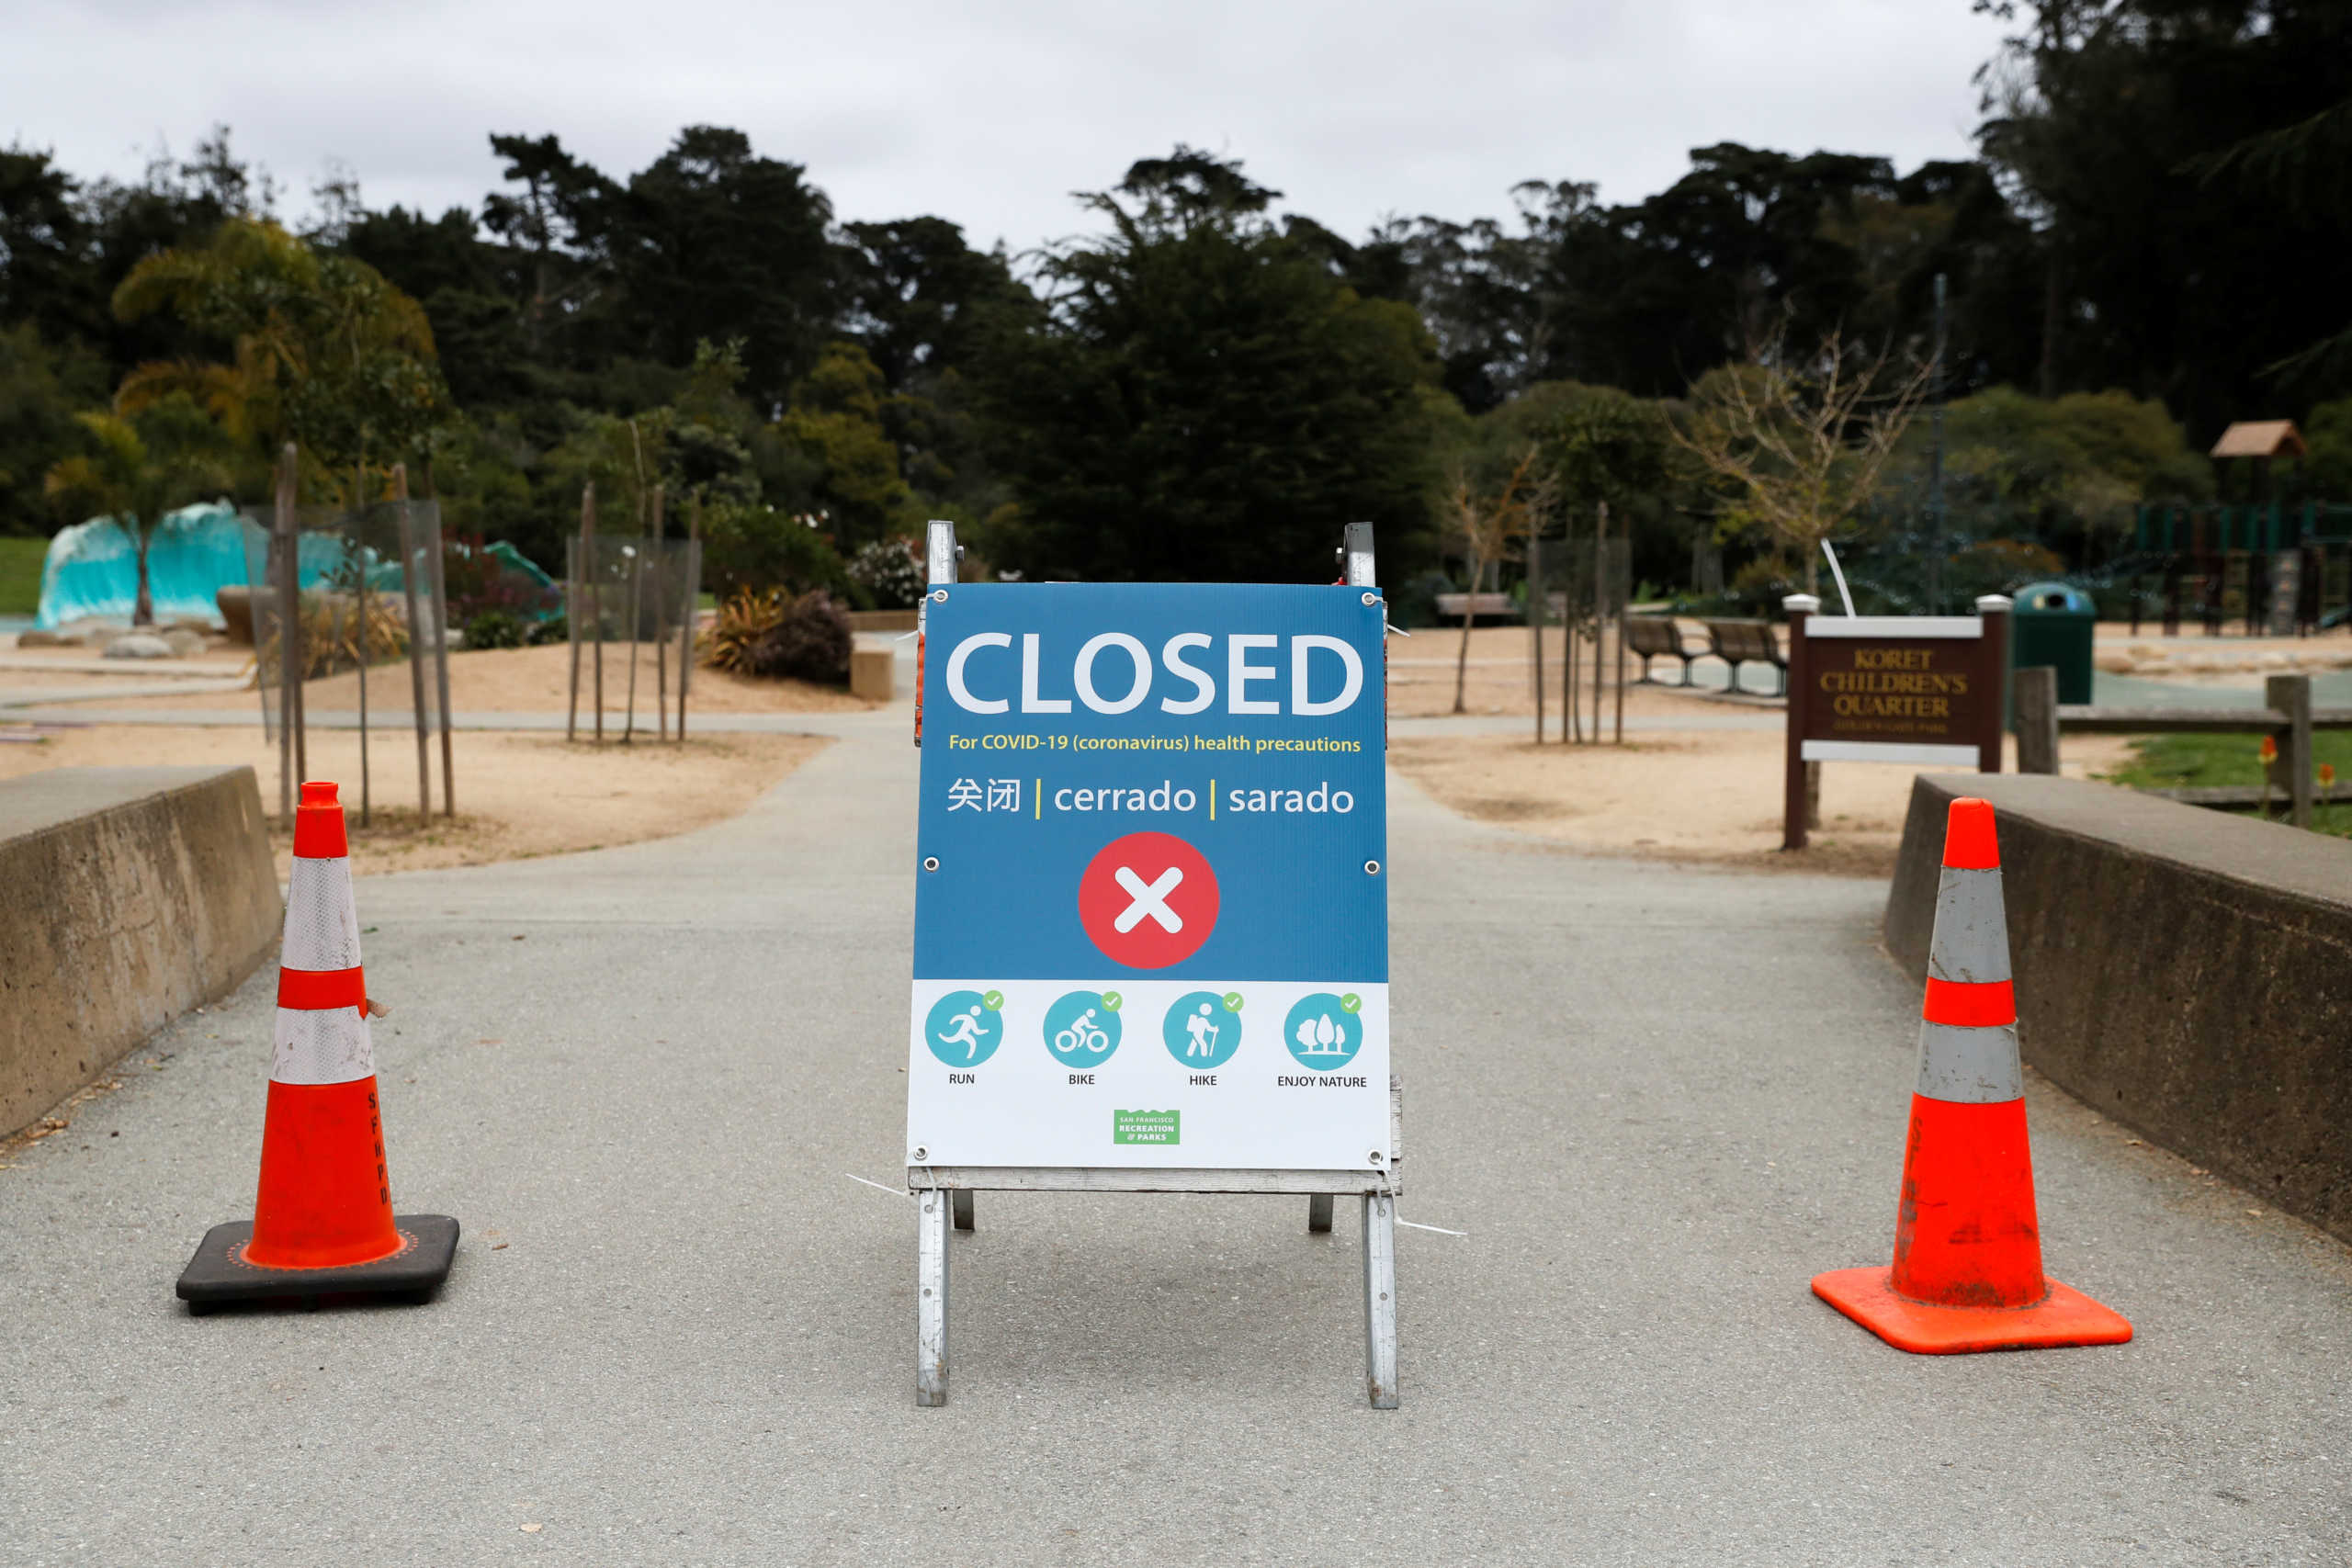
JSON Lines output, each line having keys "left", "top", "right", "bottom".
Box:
{"left": 1810, "top": 1267, "right": 2132, "bottom": 1354}
{"left": 177, "top": 1214, "right": 458, "bottom": 1313}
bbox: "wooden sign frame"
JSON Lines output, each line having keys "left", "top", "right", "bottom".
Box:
{"left": 1781, "top": 592, "right": 2011, "bottom": 852}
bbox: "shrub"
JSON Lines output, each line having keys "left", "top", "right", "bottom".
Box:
{"left": 701, "top": 587, "right": 853, "bottom": 684}
{"left": 847, "top": 536, "right": 925, "bottom": 609}
{"left": 259, "top": 592, "right": 409, "bottom": 680}
{"left": 526, "top": 612, "right": 569, "bottom": 647}
{"left": 700, "top": 502, "right": 849, "bottom": 600}
{"left": 464, "top": 609, "right": 529, "bottom": 650}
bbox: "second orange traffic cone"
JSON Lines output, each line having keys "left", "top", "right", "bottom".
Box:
{"left": 177, "top": 782, "right": 458, "bottom": 1310}
{"left": 1811, "top": 796, "right": 2131, "bottom": 1354}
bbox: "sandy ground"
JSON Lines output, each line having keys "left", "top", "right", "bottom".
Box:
{"left": 1390, "top": 728, "right": 2140, "bottom": 877}
{"left": 42, "top": 641, "right": 874, "bottom": 716}
{"left": 0, "top": 723, "right": 829, "bottom": 877}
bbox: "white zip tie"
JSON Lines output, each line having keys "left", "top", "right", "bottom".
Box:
{"left": 846, "top": 1173, "right": 913, "bottom": 1201}
{"left": 1377, "top": 1168, "right": 1465, "bottom": 1236}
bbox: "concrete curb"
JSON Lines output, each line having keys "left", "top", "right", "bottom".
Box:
{"left": 0, "top": 765, "right": 280, "bottom": 1135}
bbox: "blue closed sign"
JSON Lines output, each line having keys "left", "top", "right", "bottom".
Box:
{"left": 906, "top": 581, "right": 1393, "bottom": 1171}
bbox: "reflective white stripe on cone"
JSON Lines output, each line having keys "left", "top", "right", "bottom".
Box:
{"left": 282, "top": 856, "right": 363, "bottom": 972}
{"left": 272, "top": 1005, "right": 376, "bottom": 1086}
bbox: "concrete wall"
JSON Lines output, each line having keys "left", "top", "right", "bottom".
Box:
{"left": 1886, "top": 773, "right": 2352, "bottom": 1242}
{"left": 1, "top": 766, "right": 280, "bottom": 1135}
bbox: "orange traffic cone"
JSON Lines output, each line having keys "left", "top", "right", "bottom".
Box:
{"left": 177, "top": 782, "right": 457, "bottom": 1310}
{"left": 1811, "top": 796, "right": 2131, "bottom": 1354}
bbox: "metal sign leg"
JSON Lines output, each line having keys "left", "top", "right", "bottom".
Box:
{"left": 952, "top": 1190, "right": 976, "bottom": 1231}
{"left": 917, "top": 1190, "right": 950, "bottom": 1406}
{"left": 1362, "top": 1191, "right": 1398, "bottom": 1409}
{"left": 1306, "top": 1194, "right": 1334, "bottom": 1234}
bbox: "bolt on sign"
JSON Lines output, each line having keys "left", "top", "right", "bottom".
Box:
{"left": 909, "top": 581, "right": 1390, "bottom": 1170}
{"left": 1781, "top": 593, "right": 2011, "bottom": 852}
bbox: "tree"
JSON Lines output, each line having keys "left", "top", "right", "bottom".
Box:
{"left": 975, "top": 147, "right": 1442, "bottom": 583}
{"left": 110, "top": 217, "right": 450, "bottom": 502}
{"left": 42, "top": 395, "right": 235, "bottom": 624}
{"left": 779, "top": 341, "right": 916, "bottom": 547}
{"left": 1973, "top": 0, "right": 2352, "bottom": 430}
{"left": 1439, "top": 446, "right": 1551, "bottom": 713}
{"left": 841, "top": 216, "right": 1031, "bottom": 389}
{"left": 0, "top": 322, "right": 107, "bottom": 535}
{"left": 608, "top": 128, "right": 837, "bottom": 410}
{"left": 1670, "top": 322, "right": 1930, "bottom": 592}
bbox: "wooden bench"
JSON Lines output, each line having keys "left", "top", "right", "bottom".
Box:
{"left": 1623, "top": 615, "right": 1705, "bottom": 684}
{"left": 1435, "top": 592, "right": 1518, "bottom": 623}
{"left": 1700, "top": 618, "right": 1788, "bottom": 694}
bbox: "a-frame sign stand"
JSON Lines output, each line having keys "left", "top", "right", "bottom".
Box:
{"left": 909, "top": 520, "right": 1402, "bottom": 1410}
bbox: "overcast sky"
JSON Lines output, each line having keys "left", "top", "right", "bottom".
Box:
{"left": 7, "top": 0, "right": 2009, "bottom": 255}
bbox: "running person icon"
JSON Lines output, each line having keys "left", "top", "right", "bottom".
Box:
{"left": 939, "top": 1007, "right": 988, "bottom": 1058}
{"left": 923, "top": 990, "right": 1003, "bottom": 1066}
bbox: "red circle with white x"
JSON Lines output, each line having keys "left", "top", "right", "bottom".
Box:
{"left": 1078, "top": 831, "right": 1220, "bottom": 969}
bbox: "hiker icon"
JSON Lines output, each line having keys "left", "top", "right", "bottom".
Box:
{"left": 1283, "top": 993, "right": 1363, "bottom": 1070}
{"left": 923, "top": 990, "right": 1003, "bottom": 1066}
{"left": 1160, "top": 991, "right": 1241, "bottom": 1069}
{"left": 1043, "top": 990, "right": 1123, "bottom": 1064}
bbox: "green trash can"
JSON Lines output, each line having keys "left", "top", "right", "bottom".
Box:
{"left": 2010, "top": 581, "right": 2097, "bottom": 705}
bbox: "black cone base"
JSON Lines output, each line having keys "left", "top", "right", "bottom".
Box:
{"left": 176, "top": 1214, "right": 458, "bottom": 1313}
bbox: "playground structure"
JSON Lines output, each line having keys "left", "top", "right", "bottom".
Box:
{"left": 2128, "top": 501, "right": 2352, "bottom": 636}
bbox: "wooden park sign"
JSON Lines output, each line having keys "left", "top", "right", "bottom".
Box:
{"left": 1781, "top": 592, "right": 2011, "bottom": 851}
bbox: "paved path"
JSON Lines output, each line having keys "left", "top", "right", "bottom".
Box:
{"left": 5, "top": 720, "right": 2350, "bottom": 1564}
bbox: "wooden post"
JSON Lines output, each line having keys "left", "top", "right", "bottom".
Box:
{"left": 622, "top": 537, "right": 642, "bottom": 744}
{"left": 354, "top": 473, "right": 371, "bottom": 829}
{"left": 567, "top": 483, "right": 590, "bottom": 742}
{"left": 590, "top": 487, "right": 605, "bottom": 742}
{"left": 1561, "top": 550, "right": 1577, "bottom": 745}
{"left": 1590, "top": 502, "right": 1607, "bottom": 747}
{"left": 1974, "top": 595, "right": 2011, "bottom": 773}
{"left": 274, "top": 445, "right": 300, "bottom": 819}
{"left": 651, "top": 485, "right": 669, "bottom": 743}
{"left": 425, "top": 490, "right": 456, "bottom": 817}
{"left": 2267, "top": 672, "right": 2313, "bottom": 829}
{"left": 392, "top": 465, "right": 432, "bottom": 817}
{"left": 2013, "top": 665, "right": 2060, "bottom": 775}
{"left": 1528, "top": 535, "right": 1544, "bottom": 744}
{"left": 1612, "top": 542, "right": 1625, "bottom": 745}
{"left": 1781, "top": 594, "right": 1817, "bottom": 850}
{"left": 677, "top": 494, "right": 699, "bottom": 743}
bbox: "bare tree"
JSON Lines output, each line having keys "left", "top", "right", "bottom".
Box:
{"left": 1669, "top": 321, "right": 1932, "bottom": 592}
{"left": 1441, "top": 446, "right": 1555, "bottom": 714}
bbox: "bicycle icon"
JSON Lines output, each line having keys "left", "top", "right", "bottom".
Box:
{"left": 1054, "top": 1010, "right": 1114, "bottom": 1056}
{"left": 1042, "top": 990, "right": 1124, "bottom": 1066}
